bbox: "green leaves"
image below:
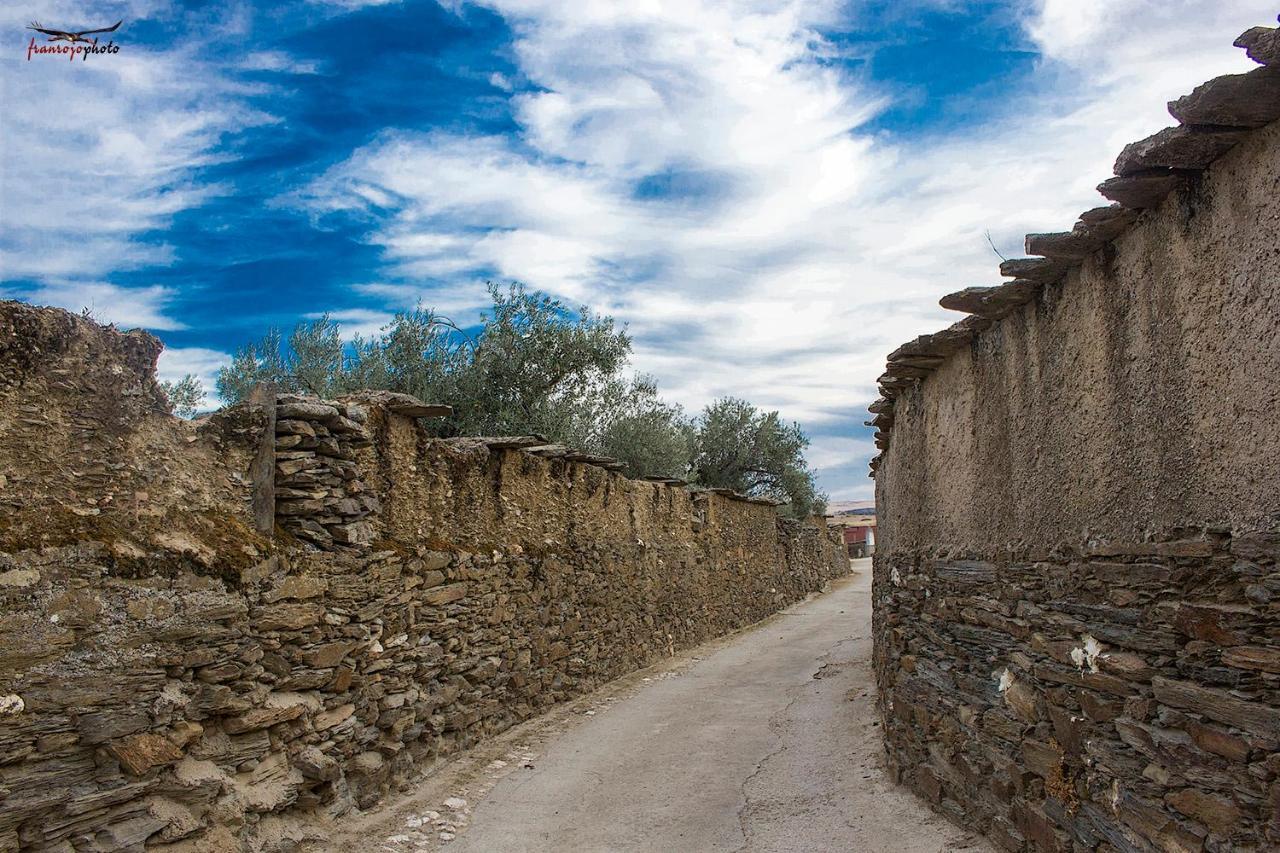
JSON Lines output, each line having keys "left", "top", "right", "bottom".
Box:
{"left": 158, "top": 374, "right": 204, "bottom": 418}
{"left": 692, "top": 397, "right": 826, "bottom": 518}
{"left": 213, "top": 283, "right": 824, "bottom": 515}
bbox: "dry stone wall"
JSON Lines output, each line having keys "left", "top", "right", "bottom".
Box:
{"left": 871, "top": 23, "right": 1280, "bottom": 853}
{"left": 0, "top": 301, "right": 847, "bottom": 852}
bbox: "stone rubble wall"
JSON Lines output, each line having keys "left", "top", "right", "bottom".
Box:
{"left": 871, "top": 23, "right": 1280, "bottom": 853}
{"left": 0, "top": 300, "right": 847, "bottom": 853}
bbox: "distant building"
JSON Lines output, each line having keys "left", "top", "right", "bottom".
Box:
{"left": 826, "top": 502, "right": 876, "bottom": 558}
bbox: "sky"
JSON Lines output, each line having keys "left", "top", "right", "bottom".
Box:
{"left": 1, "top": 0, "right": 1276, "bottom": 501}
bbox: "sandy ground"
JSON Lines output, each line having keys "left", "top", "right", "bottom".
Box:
{"left": 320, "top": 560, "right": 991, "bottom": 853}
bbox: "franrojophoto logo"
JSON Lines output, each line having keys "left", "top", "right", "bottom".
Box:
{"left": 26, "top": 19, "right": 122, "bottom": 61}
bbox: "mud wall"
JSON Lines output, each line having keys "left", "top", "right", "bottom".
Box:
{"left": 0, "top": 301, "right": 847, "bottom": 852}
{"left": 872, "top": 101, "right": 1280, "bottom": 852}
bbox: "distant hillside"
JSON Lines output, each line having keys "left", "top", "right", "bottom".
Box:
{"left": 826, "top": 500, "right": 875, "bottom": 516}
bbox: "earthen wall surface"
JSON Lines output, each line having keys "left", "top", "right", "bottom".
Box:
{"left": 873, "top": 111, "right": 1280, "bottom": 852}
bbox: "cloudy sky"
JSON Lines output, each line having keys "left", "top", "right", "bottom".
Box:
{"left": 1, "top": 1, "right": 1275, "bottom": 500}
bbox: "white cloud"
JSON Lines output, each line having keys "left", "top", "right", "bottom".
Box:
{"left": 307, "top": 307, "right": 395, "bottom": 340}
{"left": 806, "top": 436, "right": 878, "bottom": 473}
{"left": 306, "top": 0, "right": 402, "bottom": 8}
{"left": 157, "top": 345, "right": 231, "bottom": 410}
{"left": 241, "top": 50, "right": 323, "bottom": 75}
{"left": 1, "top": 3, "right": 275, "bottom": 322}
{"left": 291, "top": 0, "right": 1280, "bottom": 495}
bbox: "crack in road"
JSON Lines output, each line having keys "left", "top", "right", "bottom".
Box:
{"left": 733, "top": 636, "right": 856, "bottom": 853}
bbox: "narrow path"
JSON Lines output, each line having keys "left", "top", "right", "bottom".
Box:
{"left": 329, "top": 560, "right": 990, "bottom": 853}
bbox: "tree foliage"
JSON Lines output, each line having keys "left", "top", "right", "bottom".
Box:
{"left": 216, "top": 282, "right": 824, "bottom": 513}
{"left": 159, "top": 374, "right": 204, "bottom": 418}
{"left": 692, "top": 397, "right": 827, "bottom": 518}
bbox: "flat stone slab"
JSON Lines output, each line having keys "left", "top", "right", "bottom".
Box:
{"left": 1025, "top": 231, "right": 1101, "bottom": 260}
{"left": 1168, "top": 67, "right": 1280, "bottom": 128}
{"left": 1114, "top": 125, "right": 1247, "bottom": 175}
{"left": 940, "top": 286, "right": 997, "bottom": 315}
{"left": 941, "top": 281, "right": 1039, "bottom": 319}
{"left": 342, "top": 391, "right": 452, "bottom": 418}
{"left": 1097, "top": 171, "right": 1188, "bottom": 209}
{"left": 1235, "top": 25, "right": 1280, "bottom": 66}
{"left": 476, "top": 435, "right": 550, "bottom": 449}
{"left": 1073, "top": 205, "right": 1138, "bottom": 242}
{"left": 998, "top": 257, "right": 1069, "bottom": 283}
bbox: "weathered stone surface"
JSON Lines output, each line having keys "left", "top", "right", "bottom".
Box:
{"left": 277, "top": 401, "right": 340, "bottom": 422}
{"left": 1073, "top": 204, "right": 1139, "bottom": 242}
{"left": 477, "top": 435, "right": 551, "bottom": 449}
{"left": 329, "top": 520, "right": 372, "bottom": 545}
{"left": 263, "top": 575, "right": 327, "bottom": 602}
{"left": 1152, "top": 676, "right": 1280, "bottom": 738}
{"left": 1024, "top": 231, "right": 1100, "bottom": 260}
{"left": 1097, "top": 170, "right": 1189, "bottom": 209}
{"left": 256, "top": 603, "right": 325, "bottom": 631}
{"left": 874, "top": 67, "right": 1280, "bottom": 850}
{"left": 294, "top": 745, "right": 339, "bottom": 781}
{"left": 997, "top": 257, "right": 1068, "bottom": 283}
{"left": 940, "top": 280, "right": 1039, "bottom": 319}
{"left": 222, "top": 702, "right": 307, "bottom": 734}
{"left": 341, "top": 389, "right": 451, "bottom": 418}
{"left": 1165, "top": 788, "right": 1241, "bottom": 835}
{"left": 107, "top": 733, "right": 183, "bottom": 775}
{"left": 423, "top": 582, "right": 468, "bottom": 606}
{"left": 1114, "top": 125, "right": 1248, "bottom": 175}
{"left": 303, "top": 640, "right": 358, "bottom": 668}
{"left": 0, "top": 301, "right": 848, "bottom": 852}
{"left": 1169, "top": 67, "right": 1280, "bottom": 128}
{"left": 275, "top": 418, "right": 317, "bottom": 438}
{"left": 1221, "top": 645, "right": 1280, "bottom": 673}
{"left": 939, "top": 286, "right": 995, "bottom": 315}
{"left": 0, "top": 568, "right": 40, "bottom": 587}
{"left": 1235, "top": 24, "right": 1280, "bottom": 66}
{"left": 313, "top": 703, "right": 355, "bottom": 731}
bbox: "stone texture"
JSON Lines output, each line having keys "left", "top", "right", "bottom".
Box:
{"left": 1168, "top": 67, "right": 1280, "bottom": 128}
{"left": 1114, "top": 125, "right": 1248, "bottom": 175}
{"left": 997, "top": 257, "right": 1069, "bottom": 283}
{"left": 108, "top": 733, "right": 184, "bottom": 775}
{"left": 0, "top": 299, "right": 848, "bottom": 852}
{"left": 939, "top": 286, "right": 994, "bottom": 315}
{"left": 1023, "top": 231, "right": 1100, "bottom": 260}
{"left": 939, "top": 280, "right": 1039, "bottom": 320}
{"left": 1072, "top": 205, "right": 1138, "bottom": 242}
{"left": 1235, "top": 24, "right": 1280, "bottom": 66}
{"left": 341, "top": 389, "right": 451, "bottom": 419}
{"left": 1097, "top": 170, "right": 1189, "bottom": 209}
{"left": 874, "top": 109, "right": 1280, "bottom": 852}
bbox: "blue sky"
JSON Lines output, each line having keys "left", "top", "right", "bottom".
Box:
{"left": 2, "top": 0, "right": 1275, "bottom": 500}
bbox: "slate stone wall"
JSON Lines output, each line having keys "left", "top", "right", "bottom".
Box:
{"left": 0, "top": 301, "right": 847, "bottom": 852}
{"left": 871, "top": 77, "right": 1280, "bottom": 853}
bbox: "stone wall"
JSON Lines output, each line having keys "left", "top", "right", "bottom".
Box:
{"left": 870, "top": 28, "right": 1280, "bottom": 853}
{"left": 0, "top": 301, "right": 847, "bottom": 852}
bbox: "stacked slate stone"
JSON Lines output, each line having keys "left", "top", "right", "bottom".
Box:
{"left": 274, "top": 395, "right": 377, "bottom": 548}
{"left": 866, "top": 17, "right": 1280, "bottom": 476}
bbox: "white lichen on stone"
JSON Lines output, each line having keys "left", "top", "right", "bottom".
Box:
{"left": 1070, "top": 633, "right": 1103, "bottom": 672}
{"left": 0, "top": 694, "right": 25, "bottom": 715}
{"left": 0, "top": 568, "right": 40, "bottom": 588}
